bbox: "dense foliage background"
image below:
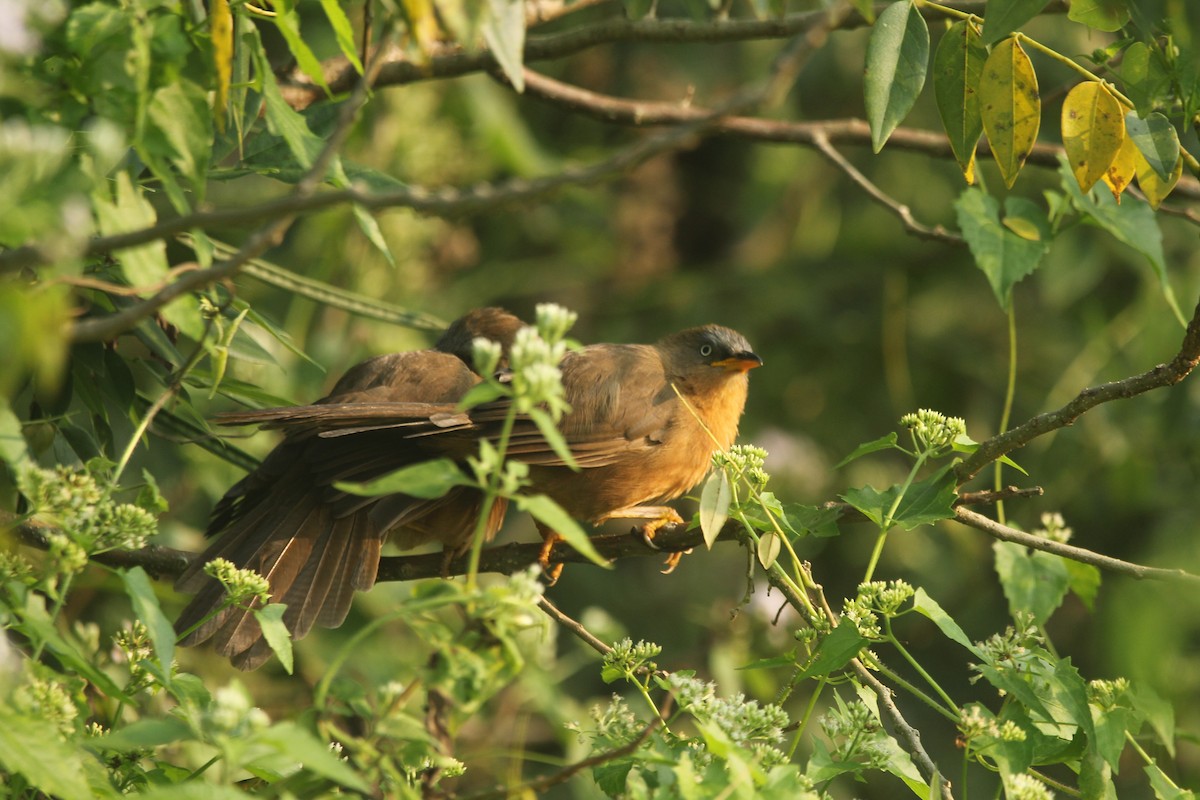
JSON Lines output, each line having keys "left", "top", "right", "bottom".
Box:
{"left": 1, "top": 0, "right": 1198, "bottom": 797}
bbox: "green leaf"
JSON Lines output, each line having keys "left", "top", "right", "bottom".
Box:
{"left": 979, "top": 37, "right": 1041, "bottom": 188}
{"left": 993, "top": 540, "right": 1069, "bottom": 625}
{"left": 841, "top": 463, "right": 957, "bottom": 531}
{"left": 955, "top": 187, "right": 1050, "bottom": 310}
{"left": 799, "top": 618, "right": 869, "bottom": 678}
{"left": 784, "top": 503, "right": 842, "bottom": 538}
{"left": 120, "top": 567, "right": 175, "bottom": 678}
{"left": 336, "top": 458, "right": 471, "bottom": 499}
{"left": 1068, "top": 0, "right": 1130, "bottom": 31}
{"left": 253, "top": 603, "right": 294, "bottom": 674}
{"left": 912, "top": 588, "right": 983, "bottom": 657}
{"left": 1090, "top": 702, "right": 1137, "bottom": 771}
{"left": 757, "top": 531, "right": 782, "bottom": 569}
{"left": 93, "top": 171, "right": 168, "bottom": 287}
{"left": 17, "top": 600, "right": 132, "bottom": 702}
{"left": 253, "top": 721, "right": 370, "bottom": 791}
{"left": 0, "top": 395, "right": 30, "bottom": 469}
{"left": 1119, "top": 43, "right": 1172, "bottom": 117}
{"left": 145, "top": 80, "right": 213, "bottom": 200}
{"left": 0, "top": 707, "right": 107, "bottom": 800}
{"left": 318, "top": 0, "right": 364, "bottom": 74}
{"left": 1059, "top": 155, "right": 1183, "bottom": 325}
{"left": 1125, "top": 111, "right": 1180, "bottom": 182}
{"left": 270, "top": 0, "right": 329, "bottom": 94}
{"left": 458, "top": 381, "right": 509, "bottom": 410}
{"left": 863, "top": 1, "right": 930, "bottom": 152}
{"left": 933, "top": 20, "right": 986, "bottom": 182}
{"left": 699, "top": 470, "right": 731, "bottom": 549}
{"left": 1079, "top": 746, "right": 1118, "bottom": 800}
{"left": 351, "top": 204, "right": 396, "bottom": 268}
{"left": 90, "top": 717, "right": 191, "bottom": 752}
{"left": 981, "top": 0, "right": 1051, "bottom": 45}
{"left": 483, "top": 0, "right": 526, "bottom": 92}
{"left": 249, "top": 30, "right": 322, "bottom": 171}
{"left": 1061, "top": 82, "right": 1125, "bottom": 193}
{"left": 835, "top": 431, "right": 899, "bottom": 469}
{"left": 1132, "top": 682, "right": 1176, "bottom": 757}
{"left": 1064, "top": 559, "right": 1101, "bottom": 610}
{"left": 1145, "top": 763, "right": 1194, "bottom": 800}
{"left": 528, "top": 407, "right": 579, "bottom": 470}
{"left": 517, "top": 494, "right": 610, "bottom": 568}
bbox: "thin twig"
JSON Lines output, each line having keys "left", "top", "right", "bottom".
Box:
{"left": 539, "top": 596, "right": 612, "bottom": 656}
{"left": 810, "top": 131, "right": 964, "bottom": 245}
{"left": 955, "top": 507, "right": 1200, "bottom": 584}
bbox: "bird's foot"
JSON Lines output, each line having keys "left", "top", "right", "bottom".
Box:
{"left": 538, "top": 532, "right": 564, "bottom": 585}
{"left": 635, "top": 509, "right": 687, "bottom": 573}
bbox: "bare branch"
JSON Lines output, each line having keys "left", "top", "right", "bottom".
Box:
{"left": 955, "top": 507, "right": 1200, "bottom": 584}
{"left": 810, "top": 131, "right": 964, "bottom": 245}
{"left": 956, "top": 292, "right": 1200, "bottom": 481}
{"left": 279, "top": 1, "right": 1023, "bottom": 107}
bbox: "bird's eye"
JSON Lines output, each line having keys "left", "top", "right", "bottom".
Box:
{"left": 699, "top": 344, "right": 713, "bottom": 357}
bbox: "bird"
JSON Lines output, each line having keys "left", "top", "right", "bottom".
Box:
{"left": 177, "top": 318, "right": 761, "bottom": 670}
{"left": 174, "top": 307, "right": 526, "bottom": 670}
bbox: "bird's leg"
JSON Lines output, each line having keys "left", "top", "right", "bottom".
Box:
{"left": 596, "top": 505, "right": 689, "bottom": 573}
{"left": 534, "top": 521, "right": 565, "bottom": 585}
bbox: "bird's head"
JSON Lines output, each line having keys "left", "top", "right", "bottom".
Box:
{"left": 437, "top": 307, "right": 526, "bottom": 366}
{"left": 659, "top": 325, "right": 762, "bottom": 380}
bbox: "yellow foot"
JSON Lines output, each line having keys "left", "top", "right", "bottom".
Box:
{"left": 635, "top": 508, "right": 687, "bottom": 574}
{"left": 537, "top": 531, "right": 564, "bottom": 585}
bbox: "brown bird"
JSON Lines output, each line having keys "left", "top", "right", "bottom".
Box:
{"left": 174, "top": 307, "right": 525, "bottom": 670}
{"left": 268, "top": 324, "right": 763, "bottom": 573}
{"left": 498, "top": 324, "right": 762, "bottom": 573}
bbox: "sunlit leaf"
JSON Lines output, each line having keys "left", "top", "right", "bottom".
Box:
{"left": 835, "top": 432, "right": 899, "bottom": 469}
{"left": 1134, "top": 148, "right": 1182, "bottom": 210}
{"left": 483, "top": 0, "right": 526, "bottom": 92}
{"left": 981, "top": 0, "right": 1050, "bottom": 45}
{"left": 933, "top": 20, "right": 986, "bottom": 182}
{"left": 0, "top": 396, "right": 30, "bottom": 468}
{"left": 210, "top": 0, "right": 232, "bottom": 133}
{"left": 253, "top": 603, "right": 294, "bottom": 674}
{"left": 757, "top": 531, "right": 781, "bottom": 569}
{"left": 699, "top": 470, "right": 731, "bottom": 549}
{"left": 864, "top": 1, "right": 930, "bottom": 152}
{"left": 1061, "top": 82, "right": 1125, "bottom": 193}
{"left": 1068, "top": 0, "right": 1130, "bottom": 31}
{"left": 980, "top": 37, "right": 1040, "bottom": 188}
{"left": 255, "top": 722, "right": 370, "bottom": 790}
{"left": 1101, "top": 127, "right": 1138, "bottom": 201}
{"left": 271, "top": 0, "right": 330, "bottom": 94}
{"left": 94, "top": 171, "right": 168, "bottom": 287}
{"left": 912, "top": 588, "right": 983, "bottom": 657}
{"left": 1125, "top": 111, "right": 1180, "bottom": 182}
{"left": 318, "top": 0, "right": 364, "bottom": 74}
{"left": 955, "top": 187, "right": 1050, "bottom": 309}
{"left": 517, "top": 494, "right": 609, "bottom": 568}
{"left": 840, "top": 463, "right": 957, "bottom": 532}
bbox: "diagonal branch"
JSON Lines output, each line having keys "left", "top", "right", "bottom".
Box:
{"left": 955, "top": 507, "right": 1200, "bottom": 584}
{"left": 955, "top": 292, "right": 1200, "bottom": 481}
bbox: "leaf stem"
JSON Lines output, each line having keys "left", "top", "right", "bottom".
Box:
{"left": 885, "top": 617, "right": 960, "bottom": 714}
{"left": 466, "top": 406, "right": 517, "bottom": 593}
{"left": 994, "top": 302, "right": 1017, "bottom": 525}
{"left": 1015, "top": 33, "right": 1135, "bottom": 108}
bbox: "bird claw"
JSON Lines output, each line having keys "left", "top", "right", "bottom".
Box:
{"left": 660, "top": 548, "right": 693, "bottom": 574}
{"left": 538, "top": 532, "right": 563, "bottom": 585}
{"left": 636, "top": 510, "right": 686, "bottom": 572}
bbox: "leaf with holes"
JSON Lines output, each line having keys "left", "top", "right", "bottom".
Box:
{"left": 1101, "top": 127, "right": 1138, "bottom": 201}
{"left": 934, "top": 20, "right": 987, "bottom": 182}
{"left": 864, "top": 1, "right": 929, "bottom": 153}
{"left": 1061, "top": 82, "right": 1125, "bottom": 192}
{"left": 980, "top": 37, "right": 1040, "bottom": 188}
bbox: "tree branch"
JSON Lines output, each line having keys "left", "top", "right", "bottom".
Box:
{"left": 954, "top": 507, "right": 1200, "bottom": 584}
{"left": 955, "top": 292, "right": 1200, "bottom": 481}
{"left": 278, "top": 1, "right": 1029, "bottom": 108}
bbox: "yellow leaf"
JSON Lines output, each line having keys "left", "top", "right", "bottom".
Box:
{"left": 1002, "top": 216, "right": 1042, "bottom": 241}
{"left": 1061, "top": 82, "right": 1124, "bottom": 193}
{"left": 210, "top": 0, "right": 233, "bottom": 134}
{"left": 1134, "top": 149, "right": 1182, "bottom": 209}
{"left": 980, "top": 37, "right": 1040, "bottom": 189}
{"left": 1101, "top": 130, "right": 1137, "bottom": 202}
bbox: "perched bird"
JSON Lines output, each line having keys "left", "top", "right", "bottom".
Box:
{"left": 177, "top": 318, "right": 761, "bottom": 670}
{"left": 174, "top": 308, "right": 525, "bottom": 670}
{"left": 494, "top": 324, "right": 763, "bottom": 574}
